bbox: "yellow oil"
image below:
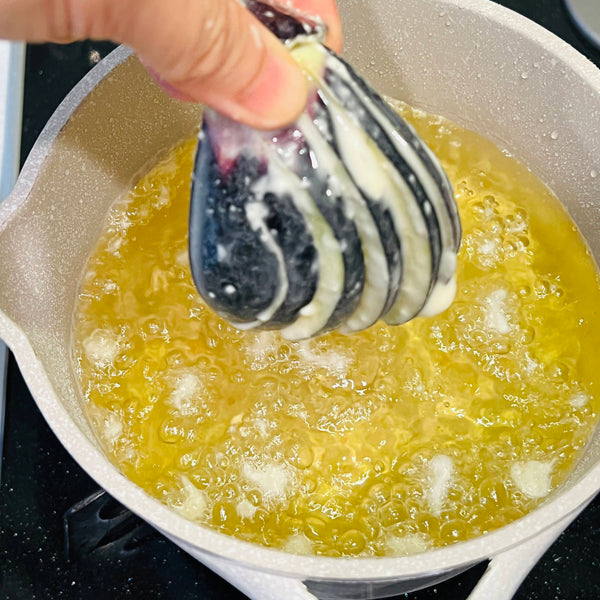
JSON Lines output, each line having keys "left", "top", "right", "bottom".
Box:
{"left": 72, "top": 104, "right": 600, "bottom": 557}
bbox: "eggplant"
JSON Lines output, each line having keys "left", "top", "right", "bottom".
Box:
{"left": 189, "top": 0, "right": 461, "bottom": 339}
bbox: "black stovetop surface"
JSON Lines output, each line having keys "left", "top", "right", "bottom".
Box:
{"left": 1, "top": 1, "right": 600, "bottom": 599}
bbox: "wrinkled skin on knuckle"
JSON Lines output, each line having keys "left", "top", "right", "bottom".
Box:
{"left": 62, "top": 0, "right": 125, "bottom": 41}
{"left": 38, "top": 0, "right": 74, "bottom": 41}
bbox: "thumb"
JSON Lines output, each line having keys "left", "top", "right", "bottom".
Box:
{"left": 109, "top": 0, "right": 309, "bottom": 129}
{"left": 0, "top": 0, "right": 309, "bottom": 129}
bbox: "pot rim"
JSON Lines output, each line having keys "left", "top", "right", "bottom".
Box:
{"left": 7, "top": 0, "right": 600, "bottom": 581}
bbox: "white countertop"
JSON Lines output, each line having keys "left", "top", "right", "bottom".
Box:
{"left": 0, "top": 40, "right": 25, "bottom": 201}
{"left": 0, "top": 39, "right": 25, "bottom": 482}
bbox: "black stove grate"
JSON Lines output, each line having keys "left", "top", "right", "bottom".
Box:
{"left": 2, "top": 2, "right": 600, "bottom": 598}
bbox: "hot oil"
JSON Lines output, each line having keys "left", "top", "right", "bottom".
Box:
{"left": 73, "top": 103, "right": 600, "bottom": 557}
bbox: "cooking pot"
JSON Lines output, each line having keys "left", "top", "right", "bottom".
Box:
{"left": 2, "top": 1, "right": 600, "bottom": 598}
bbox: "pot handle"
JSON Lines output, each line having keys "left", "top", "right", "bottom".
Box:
{"left": 465, "top": 500, "right": 592, "bottom": 600}
{"left": 177, "top": 497, "right": 593, "bottom": 600}
{"left": 196, "top": 551, "right": 319, "bottom": 600}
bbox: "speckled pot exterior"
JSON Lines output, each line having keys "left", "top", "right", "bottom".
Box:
{"left": 1, "top": 1, "right": 600, "bottom": 599}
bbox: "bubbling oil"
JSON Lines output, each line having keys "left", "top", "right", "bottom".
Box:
{"left": 73, "top": 103, "right": 600, "bottom": 557}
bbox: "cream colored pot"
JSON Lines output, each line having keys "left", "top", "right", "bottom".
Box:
{"left": 2, "top": 1, "right": 600, "bottom": 599}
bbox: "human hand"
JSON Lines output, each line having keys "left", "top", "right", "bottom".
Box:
{"left": 0, "top": 0, "right": 342, "bottom": 129}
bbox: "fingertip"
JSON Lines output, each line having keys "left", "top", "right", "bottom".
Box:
{"left": 239, "top": 51, "right": 309, "bottom": 129}
{"left": 182, "top": 41, "right": 308, "bottom": 130}
{"left": 194, "top": 48, "right": 308, "bottom": 130}
{"left": 324, "top": 19, "right": 343, "bottom": 54}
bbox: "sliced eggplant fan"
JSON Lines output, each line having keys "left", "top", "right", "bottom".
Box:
{"left": 188, "top": 0, "right": 461, "bottom": 340}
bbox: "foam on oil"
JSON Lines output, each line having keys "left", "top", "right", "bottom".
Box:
{"left": 72, "top": 102, "right": 600, "bottom": 557}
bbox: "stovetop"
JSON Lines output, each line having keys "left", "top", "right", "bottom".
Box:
{"left": 1, "top": 1, "right": 600, "bottom": 599}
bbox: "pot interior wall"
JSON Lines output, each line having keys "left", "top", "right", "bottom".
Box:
{"left": 0, "top": 56, "right": 202, "bottom": 441}
{"left": 0, "top": 0, "right": 598, "bottom": 530}
{"left": 338, "top": 0, "right": 600, "bottom": 484}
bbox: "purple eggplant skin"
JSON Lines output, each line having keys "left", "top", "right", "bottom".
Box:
{"left": 309, "top": 91, "right": 402, "bottom": 318}
{"left": 189, "top": 117, "right": 320, "bottom": 328}
{"left": 278, "top": 128, "right": 365, "bottom": 331}
{"left": 245, "top": 0, "right": 325, "bottom": 41}
{"left": 189, "top": 129, "right": 279, "bottom": 324}
{"left": 322, "top": 60, "right": 445, "bottom": 312}
{"left": 259, "top": 189, "right": 319, "bottom": 329}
